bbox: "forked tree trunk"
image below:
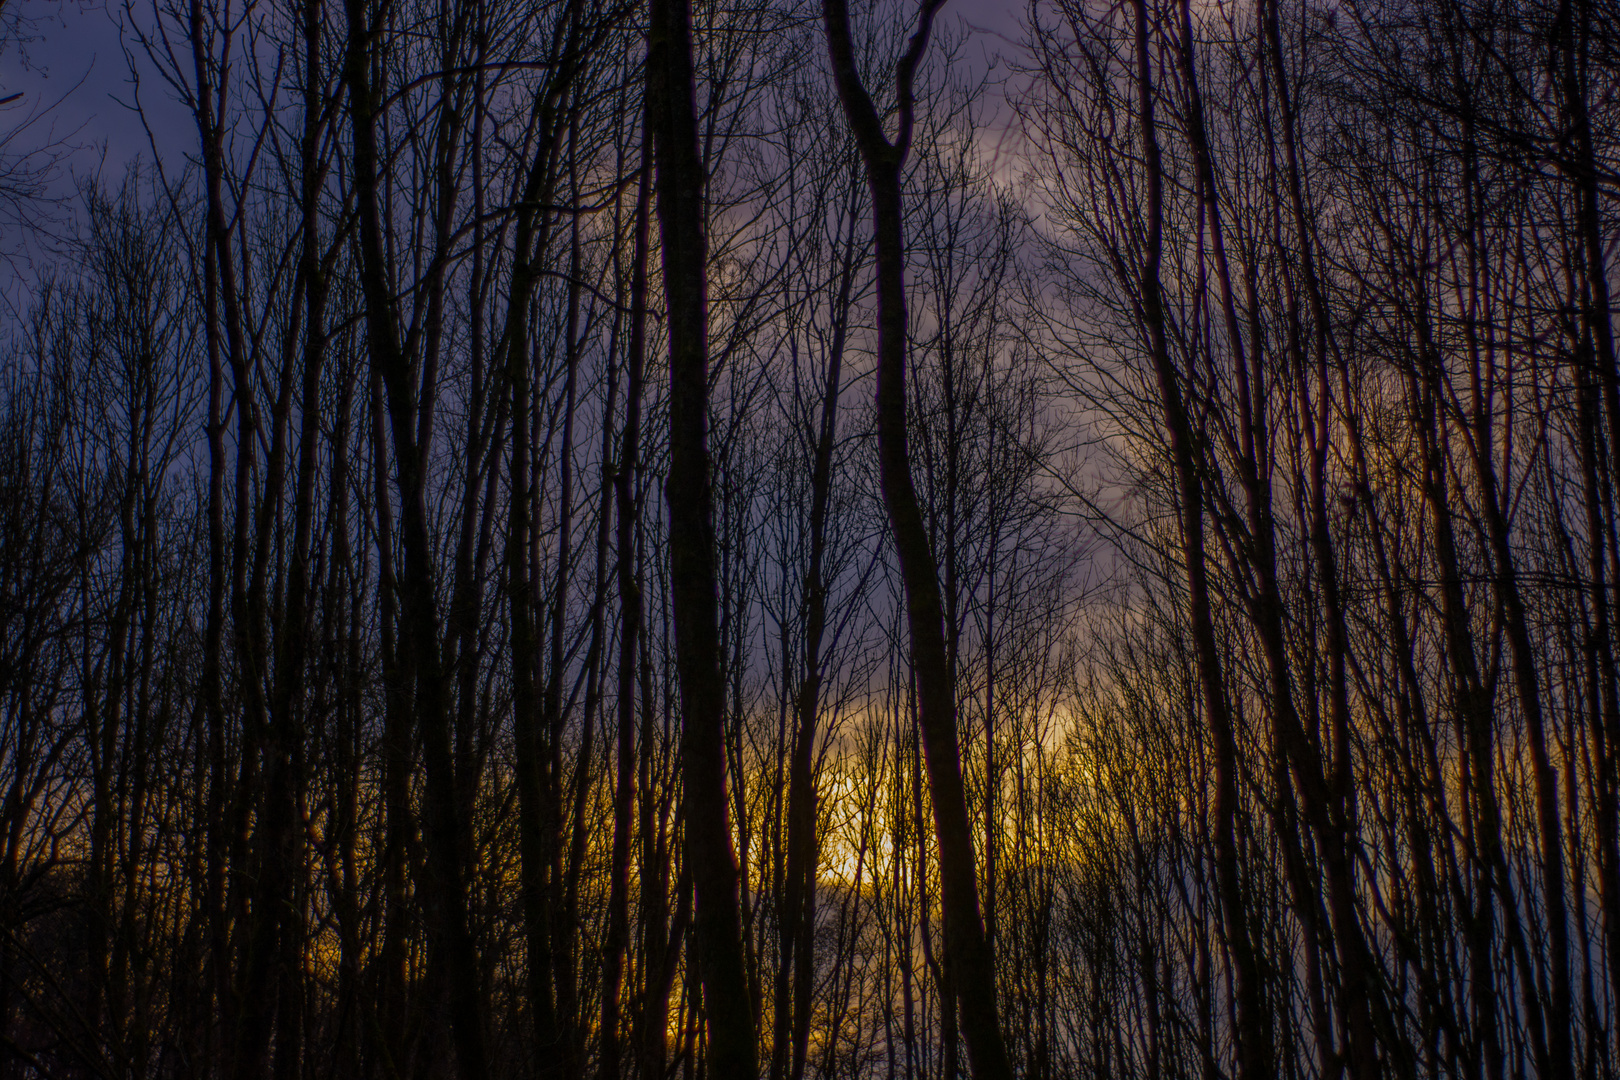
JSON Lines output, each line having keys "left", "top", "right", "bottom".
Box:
{"left": 819, "top": 2, "right": 1011, "bottom": 1077}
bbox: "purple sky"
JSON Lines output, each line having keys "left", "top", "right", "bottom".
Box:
{"left": 0, "top": 0, "right": 1024, "bottom": 202}
{"left": 1, "top": 1, "right": 194, "bottom": 179}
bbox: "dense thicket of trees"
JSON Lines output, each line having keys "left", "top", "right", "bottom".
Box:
{"left": 1, "top": 0, "right": 1618, "bottom": 1075}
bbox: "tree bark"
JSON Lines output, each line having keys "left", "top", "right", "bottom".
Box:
{"left": 645, "top": 0, "right": 758, "bottom": 1073}
{"left": 601, "top": 119, "right": 651, "bottom": 1080}
{"left": 343, "top": 4, "right": 489, "bottom": 1075}
{"left": 1130, "top": 3, "right": 1267, "bottom": 1077}
{"left": 819, "top": 3, "right": 1012, "bottom": 1077}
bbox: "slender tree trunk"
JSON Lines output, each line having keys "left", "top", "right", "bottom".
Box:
{"left": 1130, "top": 3, "right": 1266, "bottom": 1077}
{"left": 1555, "top": 0, "right": 1620, "bottom": 1023}
{"left": 601, "top": 122, "right": 651, "bottom": 1080}
{"left": 778, "top": 200, "right": 858, "bottom": 1080}
{"left": 819, "top": 3, "right": 1011, "bottom": 1077}
{"left": 343, "top": 5, "right": 489, "bottom": 1075}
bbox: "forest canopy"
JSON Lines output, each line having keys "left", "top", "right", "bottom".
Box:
{"left": 0, "top": 0, "right": 1617, "bottom": 1076}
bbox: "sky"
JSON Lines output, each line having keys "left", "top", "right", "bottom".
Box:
{"left": 0, "top": 0, "right": 1026, "bottom": 182}
{"left": 0, "top": 0, "right": 1024, "bottom": 298}
{"left": 1, "top": 1, "right": 192, "bottom": 174}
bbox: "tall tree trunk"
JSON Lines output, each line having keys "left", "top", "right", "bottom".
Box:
{"left": 343, "top": 5, "right": 489, "bottom": 1075}
{"left": 645, "top": 0, "right": 757, "bottom": 1074}
{"left": 819, "top": 3, "right": 1011, "bottom": 1077}
{"left": 1129, "top": 2, "right": 1267, "bottom": 1076}
{"left": 777, "top": 201, "right": 858, "bottom": 1080}
{"left": 1554, "top": 0, "right": 1620, "bottom": 1022}
{"left": 1248, "top": 5, "right": 1395, "bottom": 1073}
{"left": 496, "top": 15, "right": 579, "bottom": 1069}
{"left": 601, "top": 120, "right": 651, "bottom": 1080}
